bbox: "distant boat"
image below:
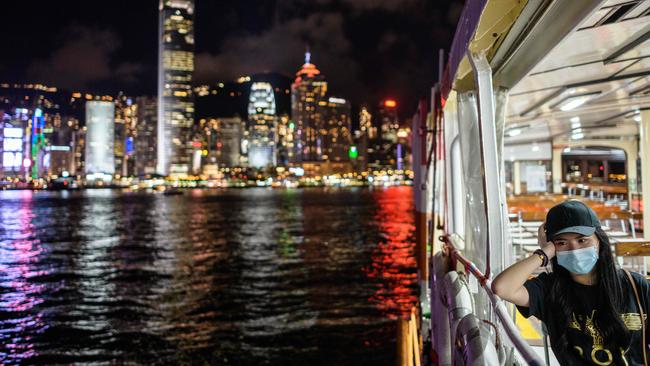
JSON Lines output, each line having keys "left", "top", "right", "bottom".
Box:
{"left": 163, "top": 188, "right": 183, "bottom": 196}
{"left": 49, "top": 177, "right": 80, "bottom": 190}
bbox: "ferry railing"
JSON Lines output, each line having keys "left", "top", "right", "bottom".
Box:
{"left": 440, "top": 234, "right": 544, "bottom": 366}
{"left": 397, "top": 307, "right": 423, "bottom": 366}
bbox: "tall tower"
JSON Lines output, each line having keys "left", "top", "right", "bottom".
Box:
{"left": 157, "top": 0, "right": 195, "bottom": 176}
{"left": 291, "top": 51, "right": 327, "bottom": 163}
{"left": 247, "top": 82, "right": 277, "bottom": 168}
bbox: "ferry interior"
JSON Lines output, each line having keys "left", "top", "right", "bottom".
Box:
{"left": 415, "top": 0, "right": 650, "bottom": 365}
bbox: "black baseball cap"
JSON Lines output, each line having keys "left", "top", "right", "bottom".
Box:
{"left": 545, "top": 200, "right": 601, "bottom": 239}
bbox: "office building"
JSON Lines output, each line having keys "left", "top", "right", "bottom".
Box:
{"left": 115, "top": 94, "right": 138, "bottom": 177}
{"left": 322, "top": 97, "right": 352, "bottom": 164}
{"left": 135, "top": 96, "right": 157, "bottom": 176}
{"left": 247, "top": 82, "right": 277, "bottom": 168}
{"left": 291, "top": 51, "right": 328, "bottom": 163}
{"left": 158, "top": 0, "right": 195, "bottom": 176}
{"left": 276, "top": 114, "right": 293, "bottom": 166}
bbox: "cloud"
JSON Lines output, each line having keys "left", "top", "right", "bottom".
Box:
{"left": 115, "top": 62, "right": 145, "bottom": 84}
{"left": 195, "top": 12, "right": 364, "bottom": 99}
{"left": 195, "top": 13, "right": 349, "bottom": 78}
{"left": 194, "top": 0, "right": 463, "bottom": 111}
{"left": 26, "top": 26, "right": 144, "bottom": 91}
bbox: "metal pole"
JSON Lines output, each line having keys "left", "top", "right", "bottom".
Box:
{"left": 467, "top": 50, "right": 507, "bottom": 278}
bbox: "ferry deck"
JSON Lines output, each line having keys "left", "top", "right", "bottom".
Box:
{"left": 405, "top": 0, "right": 650, "bottom": 365}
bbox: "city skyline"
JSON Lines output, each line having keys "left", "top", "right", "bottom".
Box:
{"left": 0, "top": 1, "right": 423, "bottom": 185}
{"left": 0, "top": 0, "right": 462, "bottom": 115}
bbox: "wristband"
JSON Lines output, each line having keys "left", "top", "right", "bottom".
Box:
{"left": 533, "top": 249, "right": 549, "bottom": 267}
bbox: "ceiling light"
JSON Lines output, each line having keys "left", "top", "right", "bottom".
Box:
{"left": 570, "top": 117, "right": 580, "bottom": 123}
{"left": 571, "top": 133, "right": 584, "bottom": 140}
{"left": 507, "top": 129, "right": 521, "bottom": 137}
{"left": 560, "top": 97, "right": 590, "bottom": 111}
{"left": 634, "top": 115, "right": 641, "bottom": 122}
{"left": 552, "top": 92, "right": 601, "bottom": 112}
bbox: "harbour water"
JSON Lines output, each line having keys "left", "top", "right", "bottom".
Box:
{"left": 0, "top": 187, "right": 417, "bottom": 365}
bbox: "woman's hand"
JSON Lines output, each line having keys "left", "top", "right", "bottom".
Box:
{"left": 538, "top": 222, "right": 556, "bottom": 259}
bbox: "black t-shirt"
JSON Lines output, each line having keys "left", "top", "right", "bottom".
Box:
{"left": 517, "top": 270, "right": 650, "bottom": 365}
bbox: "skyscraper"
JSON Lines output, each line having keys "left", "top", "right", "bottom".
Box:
{"left": 85, "top": 101, "right": 115, "bottom": 181}
{"left": 276, "top": 114, "right": 293, "bottom": 166}
{"left": 322, "top": 97, "right": 352, "bottom": 164}
{"left": 114, "top": 94, "right": 138, "bottom": 177}
{"left": 291, "top": 51, "right": 327, "bottom": 164}
{"left": 368, "top": 100, "right": 401, "bottom": 170}
{"left": 357, "top": 106, "right": 373, "bottom": 172}
{"left": 135, "top": 96, "right": 157, "bottom": 176}
{"left": 247, "top": 82, "right": 277, "bottom": 168}
{"left": 158, "top": 0, "right": 195, "bottom": 176}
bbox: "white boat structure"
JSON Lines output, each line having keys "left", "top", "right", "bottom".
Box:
{"left": 405, "top": 0, "right": 650, "bottom": 364}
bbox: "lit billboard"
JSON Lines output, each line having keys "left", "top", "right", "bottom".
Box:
{"left": 2, "top": 126, "right": 24, "bottom": 169}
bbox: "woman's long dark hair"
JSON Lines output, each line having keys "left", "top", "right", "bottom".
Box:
{"left": 547, "top": 228, "right": 630, "bottom": 359}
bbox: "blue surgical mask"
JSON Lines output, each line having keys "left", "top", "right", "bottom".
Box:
{"left": 556, "top": 246, "right": 598, "bottom": 274}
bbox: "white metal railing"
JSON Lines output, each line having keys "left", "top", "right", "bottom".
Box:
{"left": 438, "top": 234, "right": 545, "bottom": 366}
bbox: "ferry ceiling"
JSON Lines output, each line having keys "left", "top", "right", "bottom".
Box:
{"left": 443, "top": 0, "right": 650, "bottom": 146}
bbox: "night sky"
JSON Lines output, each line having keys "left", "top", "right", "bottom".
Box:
{"left": 0, "top": 0, "right": 462, "bottom": 114}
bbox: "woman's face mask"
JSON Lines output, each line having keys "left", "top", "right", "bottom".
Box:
{"left": 556, "top": 246, "right": 599, "bottom": 274}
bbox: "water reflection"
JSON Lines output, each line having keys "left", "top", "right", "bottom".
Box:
{"left": 0, "top": 187, "right": 416, "bottom": 365}
{"left": 365, "top": 186, "right": 418, "bottom": 319}
{"left": 0, "top": 190, "right": 44, "bottom": 362}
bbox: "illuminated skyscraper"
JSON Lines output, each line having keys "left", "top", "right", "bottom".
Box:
{"left": 322, "top": 97, "right": 352, "bottom": 163}
{"left": 291, "top": 51, "right": 327, "bottom": 163}
{"left": 368, "top": 100, "right": 401, "bottom": 170}
{"left": 158, "top": 0, "right": 195, "bottom": 176}
{"left": 247, "top": 82, "right": 277, "bottom": 168}
{"left": 85, "top": 101, "right": 115, "bottom": 180}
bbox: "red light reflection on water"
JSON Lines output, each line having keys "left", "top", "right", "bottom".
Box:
{"left": 0, "top": 190, "right": 46, "bottom": 360}
{"left": 364, "top": 186, "right": 418, "bottom": 319}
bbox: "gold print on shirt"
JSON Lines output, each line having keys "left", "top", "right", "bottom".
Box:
{"left": 620, "top": 348, "right": 630, "bottom": 366}
{"left": 569, "top": 313, "right": 581, "bottom": 330}
{"left": 570, "top": 311, "right": 637, "bottom": 365}
{"left": 574, "top": 346, "right": 583, "bottom": 356}
{"left": 584, "top": 310, "right": 613, "bottom": 365}
{"left": 621, "top": 313, "right": 647, "bottom": 331}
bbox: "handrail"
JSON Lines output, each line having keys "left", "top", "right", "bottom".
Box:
{"left": 440, "top": 234, "right": 545, "bottom": 366}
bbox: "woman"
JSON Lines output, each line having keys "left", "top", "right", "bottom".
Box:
{"left": 492, "top": 200, "right": 649, "bottom": 365}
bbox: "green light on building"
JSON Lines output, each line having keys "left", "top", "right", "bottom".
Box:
{"left": 348, "top": 146, "right": 358, "bottom": 159}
